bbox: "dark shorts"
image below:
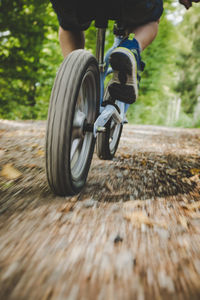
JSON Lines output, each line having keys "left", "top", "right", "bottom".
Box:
{"left": 50, "top": 0, "right": 163, "bottom": 31}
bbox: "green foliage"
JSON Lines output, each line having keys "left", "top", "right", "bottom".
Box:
{"left": 127, "top": 12, "right": 179, "bottom": 125}
{"left": 175, "top": 4, "right": 200, "bottom": 127}
{"left": 0, "top": 0, "right": 62, "bottom": 119}
{"left": 0, "top": 0, "right": 199, "bottom": 127}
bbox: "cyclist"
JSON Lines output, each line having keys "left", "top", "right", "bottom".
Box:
{"left": 50, "top": 0, "right": 200, "bottom": 104}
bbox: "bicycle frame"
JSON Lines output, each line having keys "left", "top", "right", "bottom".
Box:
{"left": 93, "top": 26, "right": 130, "bottom": 136}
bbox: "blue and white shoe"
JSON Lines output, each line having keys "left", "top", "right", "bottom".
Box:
{"left": 108, "top": 38, "right": 145, "bottom": 104}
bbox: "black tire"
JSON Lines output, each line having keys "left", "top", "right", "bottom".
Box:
{"left": 96, "top": 118, "right": 123, "bottom": 160}
{"left": 96, "top": 78, "right": 123, "bottom": 160}
{"left": 46, "top": 50, "right": 100, "bottom": 196}
{"left": 96, "top": 83, "right": 123, "bottom": 160}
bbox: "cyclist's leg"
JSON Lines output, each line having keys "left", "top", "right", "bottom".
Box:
{"left": 58, "top": 20, "right": 159, "bottom": 59}
{"left": 59, "top": 27, "right": 85, "bottom": 58}
{"left": 108, "top": 0, "right": 163, "bottom": 104}
{"left": 132, "top": 20, "right": 160, "bottom": 51}
{"left": 50, "top": 0, "right": 92, "bottom": 57}
{"left": 108, "top": 20, "right": 160, "bottom": 104}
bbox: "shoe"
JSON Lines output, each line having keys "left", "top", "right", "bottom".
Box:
{"left": 108, "top": 38, "right": 145, "bottom": 104}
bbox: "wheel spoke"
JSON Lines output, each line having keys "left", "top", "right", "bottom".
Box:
{"left": 72, "top": 109, "right": 86, "bottom": 139}
{"left": 71, "top": 138, "right": 83, "bottom": 167}
{"left": 81, "top": 84, "right": 88, "bottom": 115}
{"left": 110, "top": 121, "right": 116, "bottom": 138}
{"left": 110, "top": 120, "right": 116, "bottom": 130}
{"left": 70, "top": 68, "right": 97, "bottom": 180}
{"left": 77, "top": 83, "right": 85, "bottom": 112}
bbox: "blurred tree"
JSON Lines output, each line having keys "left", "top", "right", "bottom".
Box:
{"left": 175, "top": 5, "right": 200, "bottom": 119}
{"left": 1, "top": 0, "right": 198, "bottom": 127}
{"left": 0, "top": 0, "right": 62, "bottom": 119}
{"left": 126, "top": 1, "right": 180, "bottom": 125}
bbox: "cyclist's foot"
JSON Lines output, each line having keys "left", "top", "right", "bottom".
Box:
{"left": 108, "top": 38, "right": 145, "bottom": 104}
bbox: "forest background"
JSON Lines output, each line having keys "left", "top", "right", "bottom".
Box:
{"left": 0, "top": 0, "right": 200, "bottom": 127}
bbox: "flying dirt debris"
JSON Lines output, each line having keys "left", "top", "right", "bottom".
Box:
{"left": 0, "top": 120, "right": 200, "bottom": 300}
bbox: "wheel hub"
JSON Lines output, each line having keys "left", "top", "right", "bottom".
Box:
{"left": 73, "top": 110, "right": 87, "bottom": 138}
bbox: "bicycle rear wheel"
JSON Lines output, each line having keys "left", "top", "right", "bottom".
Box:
{"left": 96, "top": 88, "right": 123, "bottom": 160}
{"left": 46, "top": 50, "right": 100, "bottom": 196}
{"left": 96, "top": 118, "right": 123, "bottom": 160}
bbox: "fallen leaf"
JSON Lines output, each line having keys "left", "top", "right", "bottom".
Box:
{"left": 124, "top": 211, "right": 153, "bottom": 227}
{"left": 121, "top": 154, "right": 131, "bottom": 159}
{"left": 36, "top": 150, "right": 44, "bottom": 157}
{"left": 105, "top": 181, "right": 114, "bottom": 192}
{"left": 190, "top": 175, "right": 200, "bottom": 183}
{"left": 159, "top": 160, "right": 168, "bottom": 164}
{"left": 70, "top": 196, "right": 79, "bottom": 203}
{"left": 181, "top": 195, "right": 189, "bottom": 203}
{"left": 179, "top": 216, "right": 189, "bottom": 230}
{"left": 182, "top": 177, "right": 192, "bottom": 185}
{"left": 123, "top": 199, "right": 151, "bottom": 209}
{"left": 0, "top": 164, "right": 22, "bottom": 180}
{"left": 31, "top": 143, "right": 39, "bottom": 149}
{"left": 59, "top": 203, "right": 74, "bottom": 213}
{"left": 124, "top": 211, "right": 167, "bottom": 229}
{"left": 190, "top": 168, "right": 200, "bottom": 175}
{"left": 141, "top": 159, "right": 147, "bottom": 166}
{"left": 166, "top": 169, "right": 177, "bottom": 176}
{"left": 185, "top": 201, "right": 200, "bottom": 211}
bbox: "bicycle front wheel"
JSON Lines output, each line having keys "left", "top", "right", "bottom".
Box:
{"left": 46, "top": 50, "right": 100, "bottom": 196}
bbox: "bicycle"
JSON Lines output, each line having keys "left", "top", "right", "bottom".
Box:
{"left": 45, "top": 20, "right": 131, "bottom": 196}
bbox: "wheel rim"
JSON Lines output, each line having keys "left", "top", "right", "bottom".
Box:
{"left": 109, "top": 120, "right": 121, "bottom": 155}
{"left": 103, "top": 83, "right": 122, "bottom": 156}
{"left": 70, "top": 68, "right": 96, "bottom": 180}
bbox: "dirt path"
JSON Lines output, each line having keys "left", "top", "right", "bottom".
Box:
{"left": 0, "top": 120, "right": 200, "bottom": 300}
